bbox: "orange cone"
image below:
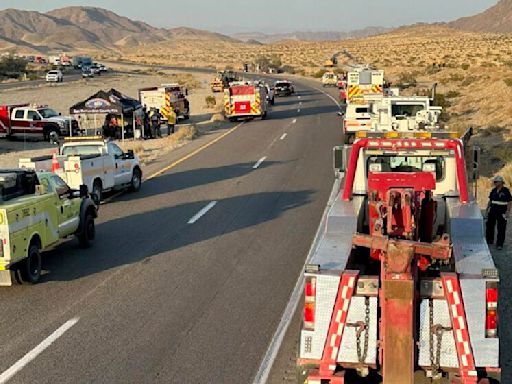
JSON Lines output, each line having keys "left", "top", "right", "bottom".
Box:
{"left": 51, "top": 150, "right": 60, "bottom": 173}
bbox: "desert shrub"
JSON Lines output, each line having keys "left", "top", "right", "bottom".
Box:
{"left": 461, "top": 63, "right": 470, "bottom": 70}
{"left": 397, "top": 71, "right": 418, "bottom": 88}
{"left": 461, "top": 76, "right": 477, "bottom": 87}
{"left": 0, "top": 55, "right": 28, "bottom": 76}
{"left": 503, "top": 78, "right": 512, "bottom": 87}
{"left": 280, "top": 65, "right": 296, "bottom": 74}
{"left": 495, "top": 146, "right": 512, "bottom": 163}
{"left": 205, "top": 96, "right": 216, "bottom": 109}
{"left": 445, "top": 90, "right": 461, "bottom": 99}
{"left": 449, "top": 73, "right": 465, "bottom": 82}
{"left": 313, "top": 69, "right": 328, "bottom": 78}
{"left": 425, "top": 66, "right": 441, "bottom": 75}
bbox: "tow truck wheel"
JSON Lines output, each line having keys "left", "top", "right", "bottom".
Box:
{"left": 21, "top": 243, "right": 42, "bottom": 284}
{"left": 78, "top": 213, "right": 95, "bottom": 248}
{"left": 130, "top": 168, "right": 142, "bottom": 192}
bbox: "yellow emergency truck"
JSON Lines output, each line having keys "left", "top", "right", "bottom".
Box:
{"left": 0, "top": 169, "right": 98, "bottom": 286}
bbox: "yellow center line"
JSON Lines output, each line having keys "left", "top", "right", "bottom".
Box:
{"left": 146, "top": 122, "right": 245, "bottom": 181}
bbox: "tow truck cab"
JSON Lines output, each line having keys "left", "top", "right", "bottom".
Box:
{"left": 298, "top": 134, "right": 500, "bottom": 383}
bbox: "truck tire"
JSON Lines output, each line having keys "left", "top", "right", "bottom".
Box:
{"left": 44, "top": 126, "right": 59, "bottom": 143}
{"left": 92, "top": 179, "right": 102, "bottom": 203}
{"left": 21, "top": 243, "right": 42, "bottom": 284}
{"left": 129, "top": 168, "right": 142, "bottom": 192}
{"left": 78, "top": 213, "right": 95, "bottom": 248}
{"left": 261, "top": 112, "right": 267, "bottom": 120}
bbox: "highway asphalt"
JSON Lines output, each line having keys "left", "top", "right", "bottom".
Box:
{"left": 0, "top": 78, "right": 342, "bottom": 383}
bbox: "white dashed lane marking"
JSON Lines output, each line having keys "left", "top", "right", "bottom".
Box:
{"left": 253, "top": 157, "right": 267, "bottom": 169}
{"left": 187, "top": 201, "right": 218, "bottom": 224}
{"left": 0, "top": 318, "right": 80, "bottom": 384}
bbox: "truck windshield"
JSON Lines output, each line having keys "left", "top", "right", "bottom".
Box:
{"left": 38, "top": 108, "right": 59, "bottom": 118}
{"left": 367, "top": 155, "right": 445, "bottom": 181}
{"left": 62, "top": 145, "right": 102, "bottom": 156}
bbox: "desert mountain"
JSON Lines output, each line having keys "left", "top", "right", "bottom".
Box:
{"left": 233, "top": 27, "right": 392, "bottom": 44}
{"left": 0, "top": 6, "right": 239, "bottom": 52}
{"left": 449, "top": 0, "right": 512, "bottom": 33}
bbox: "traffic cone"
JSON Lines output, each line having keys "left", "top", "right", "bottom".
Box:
{"left": 51, "top": 150, "right": 60, "bottom": 173}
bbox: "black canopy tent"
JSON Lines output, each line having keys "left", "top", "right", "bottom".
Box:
{"left": 69, "top": 88, "right": 143, "bottom": 140}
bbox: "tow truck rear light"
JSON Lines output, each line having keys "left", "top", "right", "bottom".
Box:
{"left": 486, "top": 283, "right": 498, "bottom": 338}
{"left": 304, "top": 277, "right": 316, "bottom": 330}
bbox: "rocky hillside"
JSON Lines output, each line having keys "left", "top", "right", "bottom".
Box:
{"left": 449, "top": 0, "right": 512, "bottom": 33}
{"left": 0, "top": 6, "right": 238, "bottom": 52}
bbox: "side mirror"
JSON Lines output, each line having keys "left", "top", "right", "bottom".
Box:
{"left": 333, "top": 146, "right": 344, "bottom": 176}
{"left": 56, "top": 185, "right": 70, "bottom": 197}
{"left": 337, "top": 111, "right": 345, "bottom": 117}
{"left": 79, "top": 184, "right": 88, "bottom": 198}
{"left": 472, "top": 146, "right": 481, "bottom": 181}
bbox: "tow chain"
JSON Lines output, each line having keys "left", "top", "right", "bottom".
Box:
{"left": 347, "top": 297, "right": 371, "bottom": 367}
{"left": 428, "top": 298, "right": 452, "bottom": 380}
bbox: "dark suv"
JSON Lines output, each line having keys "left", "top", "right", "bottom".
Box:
{"left": 274, "top": 81, "right": 295, "bottom": 97}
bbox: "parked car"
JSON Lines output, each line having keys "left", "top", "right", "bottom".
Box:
{"left": 46, "top": 70, "right": 63, "bottom": 83}
{"left": 90, "top": 63, "right": 102, "bottom": 75}
{"left": 82, "top": 67, "right": 94, "bottom": 78}
{"left": 99, "top": 64, "right": 108, "bottom": 73}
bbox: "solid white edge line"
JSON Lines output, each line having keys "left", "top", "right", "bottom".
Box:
{"left": 0, "top": 318, "right": 79, "bottom": 384}
{"left": 187, "top": 201, "right": 218, "bottom": 224}
{"left": 314, "top": 87, "right": 341, "bottom": 108}
{"left": 280, "top": 133, "right": 287, "bottom": 141}
{"left": 251, "top": 179, "right": 341, "bottom": 384}
{"left": 253, "top": 157, "right": 267, "bottom": 169}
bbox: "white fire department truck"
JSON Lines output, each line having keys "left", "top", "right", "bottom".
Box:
{"left": 297, "top": 129, "right": 500, "bottom": 384}
{"left": 19, "top": 137, "right": 142, "bottom": 201}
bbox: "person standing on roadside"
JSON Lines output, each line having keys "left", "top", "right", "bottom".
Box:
{"left": 486, "top": 175, "right": 512, "bottom": 250}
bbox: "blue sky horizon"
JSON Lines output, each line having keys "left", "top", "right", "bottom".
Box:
{"left": 0, "top": 0, "right": 498, "bottom": 34}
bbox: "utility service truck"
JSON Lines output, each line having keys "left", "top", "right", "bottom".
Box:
{"left": 0, "top": 169, "right": 97, "bottom": 286}
{"left": 297, "top": 129, "right": 500, "bottom": 384}
{"left": 19, "top": 137, "right": 142, "bottom": 201}
{"left": 347, "top": 68, "right": 384, "bottom": 104}
{"left": 342, "top": 95, "right": 443, "bottom": 144}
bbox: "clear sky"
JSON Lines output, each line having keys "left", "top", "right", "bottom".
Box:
{"left": 0, "top": 0, "right": 498, "bottom": 34}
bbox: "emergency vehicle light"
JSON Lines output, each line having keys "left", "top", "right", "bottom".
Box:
{"left": 384, "top": 131, "right": 400, "bottom": 138}
{"left": 304, "top": 277, "right": 316, "bottom": 331}
{"left": 485, "top": 283, "right": 498, "bottom": 338}
{"left": 414, "top": 132, "right": 432, "bottom": 139}
{"left": 64, "top": 136, "right": 103, "bottom": 141}
{"left": 356, "top": 131, "right": 367, "bottom": 138}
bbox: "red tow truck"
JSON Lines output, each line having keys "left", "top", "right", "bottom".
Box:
{"left": 297, "top": 130, "right": 500, "bottom": 384}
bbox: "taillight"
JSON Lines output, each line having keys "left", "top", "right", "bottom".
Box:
{"left": 486, "top": 283, "right": 498, "bottom": 338}
{"left": 304, "top": 277, "right": 316, "bottom": 330}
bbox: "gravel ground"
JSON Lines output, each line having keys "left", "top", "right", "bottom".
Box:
{"left": 0, "top": 69, "right": 226, "bottom": 168}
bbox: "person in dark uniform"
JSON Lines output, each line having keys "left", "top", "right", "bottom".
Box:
{"left": 486, "top": 175, "right": 512, "bottom": 250}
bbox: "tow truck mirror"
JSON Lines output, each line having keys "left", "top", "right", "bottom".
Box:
{"left": 333, "top": 146, "right": 344, "bottom": 175}
{"left": 337, "top": 111, "right": 345, "bottom": 117}
{"left": 472, "top": 146, "right": 481, "bottom": 181}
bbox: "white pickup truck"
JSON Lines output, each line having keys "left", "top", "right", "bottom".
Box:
{"left": 19, "top": 137, "right": 142, "bottom": 201}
